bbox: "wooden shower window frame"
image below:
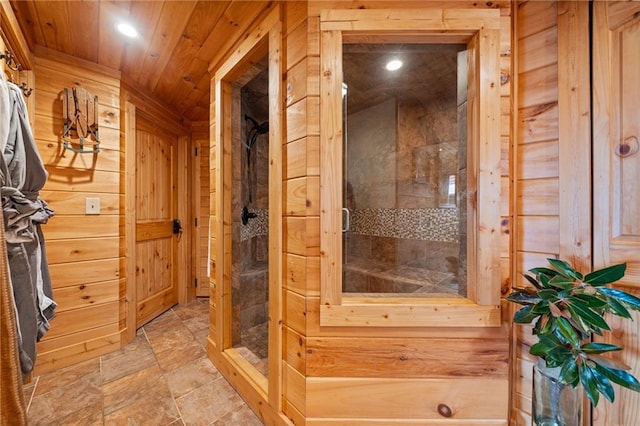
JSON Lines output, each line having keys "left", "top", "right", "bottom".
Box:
{"left": 319, "top": 9, "right": 502, "bottom": 328}
{"left": 212, "top": 6, "right": 283, "bottom": 403}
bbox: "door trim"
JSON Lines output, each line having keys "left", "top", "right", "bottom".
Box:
{"left": 123, "top": 100, "right": 193, "bottom": 343}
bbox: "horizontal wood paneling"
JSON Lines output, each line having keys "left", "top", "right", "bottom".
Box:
{"left": 306, "top": 337, "right": 508, "bottom": 378}
{"left": 517, "top": 26, "right": 558, "bottom": 74}
{"left": 44, "top": 237, "right": 122, "bottom": 264}
{"left": 286, "top": 97, "right": 320, "bottom": 142}
{"left": 517, "top": 178, "right": 559, "bottom": 216}
{"left": 40, "top": 301, "right": 120, "bottom": 341}
{"left": 53, "top": 279, "right": 121, "bottom": 312}
{"left": 49, "top": 258, "right": 124, "bottom": 288}
{"left": 518, "top": 64, "right": 558, "bottom": 109}
{"left": 34, "top": 53, "right": 123, "bottom": 375}
{"left": 40, "top": 191, "right": 122, "bottom": 216}
{"left": 285, "top": 253, "right": 320, "bottom": 297}
{"left": 42, "top": 216, "right": 121, "bottom": 240}
{"left": 513, "top": 2, "right": 558, "bottom": 421}
{"left": 517, "top": 140, "right": 559, "bottom": 180}
{"left": 518, "top": 102, "right": 558, "bottom": 145}
{"left": 284, "top": 326, "right": 307, "bottom": 374}
{"left": 306, "top": 377, "right": 508, "bottom": 419}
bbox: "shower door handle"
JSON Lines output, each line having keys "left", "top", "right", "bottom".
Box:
{"left": 342, "top": 208, "right": 350, "bottom": 233}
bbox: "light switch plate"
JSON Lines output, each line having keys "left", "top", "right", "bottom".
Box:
{"left": 86, "top": 197, "right": 100, "bottom": 215}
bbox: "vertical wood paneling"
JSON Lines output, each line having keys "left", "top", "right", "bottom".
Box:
{"left": 592, "top": 2, "right": 640, "bottom": 424}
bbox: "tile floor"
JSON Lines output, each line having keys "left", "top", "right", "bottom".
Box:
{"left": 23, "top": 299, "right": 263, "bottom": 426}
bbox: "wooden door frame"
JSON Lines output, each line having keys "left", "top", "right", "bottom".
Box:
{"left": 210, "top": 4, "right": 283, "bottom": 413}
{"left": 123, "top": 99, "right": 193, "bottom": 343}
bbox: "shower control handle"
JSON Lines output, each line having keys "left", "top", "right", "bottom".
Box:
{"left": 342, "top": 208, "right": 350, "bottom": 233}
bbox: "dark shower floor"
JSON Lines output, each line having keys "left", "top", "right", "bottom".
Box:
{"left": 235, "top": 322, "right": 268, "bottom": 376}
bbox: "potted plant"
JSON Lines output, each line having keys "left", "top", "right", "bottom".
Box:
{"left": 507, "top": 258, "right": 640, "bottom": 425}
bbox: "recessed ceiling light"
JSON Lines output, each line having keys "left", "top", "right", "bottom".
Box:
{"left": 385, "top": 59, "right": 403, "bottom": 71}
{"left": 116, "top": 22, "right": 138, "bottom": 38}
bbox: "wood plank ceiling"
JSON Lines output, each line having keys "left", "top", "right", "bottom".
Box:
{"left": 9, "top": 0, "right": 272, "bottom": 122}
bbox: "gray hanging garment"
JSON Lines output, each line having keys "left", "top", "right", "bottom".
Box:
{"left": 2, "top": 82, "right": 56, "bottom": 377}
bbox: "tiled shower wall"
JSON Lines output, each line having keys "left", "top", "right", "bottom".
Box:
{"left": 344, "top": 88, "right": 464, "bottom": 292}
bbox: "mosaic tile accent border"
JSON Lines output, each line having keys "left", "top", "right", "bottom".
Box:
{"left": 350, "top": 208, "right": 459, "bottom": 242}
{"left": 240, "top": 209, "right": 268, "bottom": 241}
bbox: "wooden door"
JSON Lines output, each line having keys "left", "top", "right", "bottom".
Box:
{"left": 135, "top": 116, "right": 179, "bottom": 327}
{"left": 593, "top": 2, "right": 640, "bottom": 424}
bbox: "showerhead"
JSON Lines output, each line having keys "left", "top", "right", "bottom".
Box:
{"left": 255, "top": 121, "right": 269, "bottom": 135}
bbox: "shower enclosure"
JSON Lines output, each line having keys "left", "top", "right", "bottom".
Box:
{"left": 341, "top": 43, "right": 468, "bottom": 297}
{"left": 230, "top": 62, "right": 270, "bottom": 377}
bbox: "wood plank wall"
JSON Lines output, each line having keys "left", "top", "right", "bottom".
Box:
{"left": 512, "top": 1, "right": 559, "bottom": 424}
{"left": 281, "top": 1, "right": 512, "bottom": 424}
{"left": 33, "top": 55, "right": 123, "bottom": 374}
{"left": 192, "top": 121, "right": 210, "bottom": 298}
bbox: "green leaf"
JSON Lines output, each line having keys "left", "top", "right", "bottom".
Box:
{"left": 538, "top": 273, "right": 552, "bottom": 289}
{"left": 513, "top": 305, "right": 539, "bottom": 323}
{"left": 547, "top": 258, "right": 583, "bottom": 280}
{"left": 584, "top": 263, "right": 626, "bottom": 285}
{"left": 530, "top": 267, "right": 559, "bottom": 278}
{"left": 522, "top": 273, "right": 543, "bottom": 290}
{"left": 592, "top": 368, "right": 615, "bottom": 403}
{"left": 513, "top": 306, "right": 538, "bottom": 324}
{"left": 568, "top": 299, "right": 611, "bottom": 331}
{"left": 579, "top": 362, "right": 600, "bottom": 406}
{"left": 530, "top": 341, "right": 554, "bottom": 357}
{"left": 588, "top": 354, "right": 632, "bottom": 371}
{"left": 531, "top": 301, "right": 550, "bottom": 315}
{"left": 538, "top": 289, "right": 559, "bottom": 301}
{"left": 574, "top": 293, "right": 608, "bottom": 309}
{"left": 566, "top": 304, "right": 592, "bottom": 335}
{"left": 606, "top": 297, "right": 633, "bottom": 319}
{"left": 559, "top": 357, "right": 579, "bottom": 386}
{"left": 546, "top": 346, "right": 573, "bottom": 365}
{"left": 580, "top": 342, "right": 622, "bottom": 354}
{"left": 556, "top": 317, "right": 580, "bottom": 347}
{"left": 548, "top": 275, "right": 576, "bottom": 290}
{"left": 506, "top": 290, "right": 541, "bottom": 306}
{"left": 539, "top": 315, "right": 555, "bottom": 335}
{"left": 594, "top": 363, "right": 640, "bottom": 393}
{"left": 599, "top": 287, "right": 640, "bottom": 311}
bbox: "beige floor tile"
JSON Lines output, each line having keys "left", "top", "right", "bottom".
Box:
{"left": 213, "top": 404, "right": 263, "bottom": 426}
{"left": 101, "top": 350, "right": 157, "bottom": 384}
{"left": 164, "top": 356, "right": 221, "bottom": 399}
{"left": 175, "top": 377, "right": 245, "bottom": 426}
{"left": 103, "top": 364, "right": 166, "bottom": 415}
{"left": 173, "top": 300, "right": 209, "bottom": 322}
{"left": 104, "top": 387, "right": 180, "bottom": 426}
{"left": 147, "top": 325, "right": 198, "bottom": 354}
{"left": 34, "top": 358, "right": 100, "bottom": 396}
{"left": 143, "top": 309, "right": 182, "bottom": 334}
{"left": 155, "top": 340, "right": 207, "bottom": 372}
{"left": 182, "top": 315, "right": 210, "bottom": 335}
{"left": 28, "top": 371, "right": 102, "bottom": 423}
{"left": 26, "top": 298, "right": 262, "bottom": 426}
{"left": 52, "top": 404, "right": 104, "bottom": 426}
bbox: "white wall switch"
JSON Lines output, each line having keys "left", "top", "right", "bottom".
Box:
{"left": 85, "top": 197, "right": 101, "bottom": 215}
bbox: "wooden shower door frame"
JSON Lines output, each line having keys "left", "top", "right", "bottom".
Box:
{"left": 211, "top": 5, "right": 283, "bottom": 412}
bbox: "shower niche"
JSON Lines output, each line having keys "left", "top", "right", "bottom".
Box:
{"left": 231, "top": 64, "right": 270, "bottom": 376}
